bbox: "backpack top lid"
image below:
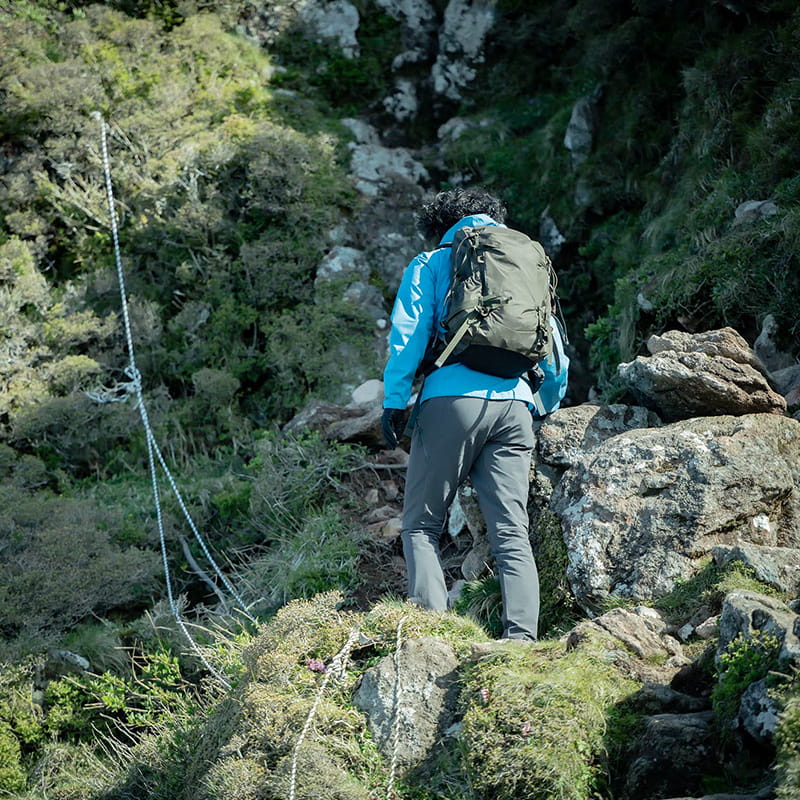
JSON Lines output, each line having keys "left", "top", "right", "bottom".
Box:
{"left": 435, "top": 225, "right": 555, "bottom": 378}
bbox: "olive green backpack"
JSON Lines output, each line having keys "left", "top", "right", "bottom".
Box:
{"left": 434, "top": 225, "right": 559, "bottom": 378}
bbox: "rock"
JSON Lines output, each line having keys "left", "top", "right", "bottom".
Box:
{"left": 538, "top": 207, "right": 566, "bottom": 258}
{"left": 536, "top": 403, "right": 661, "bottom": 469}
{"left": 772, "top": 364, "right": 800, "bottom": 397}
{"left": 453, "top": 484, "right": 494, "bottom": 581}
{"left": 350, "top": 379, "right": 384, "bottom": 408}
{"left": 753, "top": 313, "right": 795, "bottom": 372}
{"left": 717, "top": 590, "right": 800, "bottom": 664}
{"left": 695, "top": 615, "right": 720, "bottom": 640}
{"left": 437, "top": 116, "right": 486, "bottom": 144}
{"left": 44, "top": 649, "right": 90, "bottom": 679}
{"left": 342, "top": 280, "right": 387, "bottom": 322}
{"left": 738, "top": 677, "right": 779, "bottom": 746}
{"left": 352, "top": 636, "right": 459, "bottom": 771}
{"left": 632, "top": 683, "right": 710, "bottom": 714}
{"left": 733, "top": 199, "right": 778, "bottom": 225}
{"left": 713, "top": 543, "right": 800, "bottom": 594}
{"left": 297, "top": 0, "right": 360, "bottom": 58}
{"left": 646, "top": 328, "right": 769, "bottom": 377}
{"left": 348, "top": 143, "right": 429, "bottom": 197}
{"left": 447, "top": 578, "right": 465, "bottom": 607}
{"left": 447, "top": 491, "right": 468, "bottom": 537}
{"left": 283, "top": 399, "right": 362, "bottom": 436}
{"left": 379, "top": 516, "right": 402, "bottom": 542}
{"left": 374, "top": 0, "right": 437, "bottom": 66}
{"left": 590, "top": 608, "right": 683, "bottom": 661}
{"left": 353, "top": 185, "right": 425, "bottom": 293}
{"left": 383, "top": 78, "right": 418, "bottom": 121}
{"left": 618, "top": 328, "right": 785, "bottom": 421}
{"left": 365, "top": 504, "right": 400, "bottom": 525}
{"left": 326, "top": 404, "right": 385, "bottom": 448}
{"left": 637, "top": 292, "right": 655, "bottom": 312}
{"left": 381, "top": 480, "right": 399, "bottom": 501}
{"left": 551, "top": 414, "right": 800, "bottom": 610}
{"left": 563, "top": 86, "right": 602, "bottom": 165}
{"left": 341, "top": 117, "right": 381, "bottom": 145}
{"left": 315, "top": 246, "right": 370, "bottom": 285}
{"left": 431, "top": 0, "right": 496, "bottom": 101}
{"left": 620, "top": 711, "right": 715, "bottom": 800}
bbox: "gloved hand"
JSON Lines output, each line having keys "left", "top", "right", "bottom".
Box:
{"left": 381, "top": 408, "right": 406, "bottom": 450}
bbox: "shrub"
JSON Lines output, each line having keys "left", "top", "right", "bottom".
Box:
{"left": 0, "top": 485, "right": 161, "bottom": 642}
{"left": 712, "top": 631, "right": 782, "bottom": 742}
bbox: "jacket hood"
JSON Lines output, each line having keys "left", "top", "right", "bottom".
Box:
{"left": 438, "top": 214, "right": 503, "bottom": 246}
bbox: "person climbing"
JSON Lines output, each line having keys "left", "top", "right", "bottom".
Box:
{"left": 381, "top": 187, "right": 569, "bottom": 641}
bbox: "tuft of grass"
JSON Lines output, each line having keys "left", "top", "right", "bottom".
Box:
{"left": 652, "top": 558, "right": 787, "bottom": 627}
{"left": 460, "top": 637, "right": 638, "bottom": 800}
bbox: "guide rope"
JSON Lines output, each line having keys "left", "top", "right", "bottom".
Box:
{"left": 93, "top": 113, "right": 252, "bottom": 689}
{"left": 288, "top": 627, "right": 362, "bottom": 800}
{"left": 386, "top": 615, "right": 408, "bottom": 799}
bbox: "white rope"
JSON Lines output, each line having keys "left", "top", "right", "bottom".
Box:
{"left": 386, "top": 615, "right": 409, "bottom": 799}
{"left": 94, "top": 113, "right": 252, "bottom": 688}
{"left": 288, "top": 627, "right": 362, "bottom": 800}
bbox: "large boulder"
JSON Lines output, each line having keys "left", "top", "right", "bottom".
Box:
{"left": 550, "top": 413, "right": 800, "bottom": 610}
{"left": 535, "top": 403, "right": 661, "bottom": 469}
{"left": 618, "top": 328, "right": 786, "bottom": 421}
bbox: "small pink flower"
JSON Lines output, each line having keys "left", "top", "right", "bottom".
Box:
{"left": 479, "top": 687, "right": 491, "bottom": 704}
{"left": 307, "top": 658, "right": 327, "bottom": 673}
{"left": 521, "top": 720, "right": 531, "bottom": 736}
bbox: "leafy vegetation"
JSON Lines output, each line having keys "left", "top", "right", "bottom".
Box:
{"left": 445, "top": 0, "right": 800, "bottom": 390}
{"left": 2, "top": 0, "right": 800, "bottom": 797}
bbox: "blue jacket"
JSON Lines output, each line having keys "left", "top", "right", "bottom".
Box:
{"left": 383, "top": 214, "right": 569, "bottom": 415}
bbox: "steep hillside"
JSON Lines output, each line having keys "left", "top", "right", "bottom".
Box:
{"left": 1, "top": 1, "right": 799, "bottom": 798}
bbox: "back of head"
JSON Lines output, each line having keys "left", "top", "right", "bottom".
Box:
{"left": 416, "top": 187, "right": 507, "bottom": 242}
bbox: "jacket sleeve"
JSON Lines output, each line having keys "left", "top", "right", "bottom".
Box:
{"left": 382, "top": 252, "right": 436, "bottom": 409}
{"left": 533, "top": 318, "right": 569, "bottom": 418}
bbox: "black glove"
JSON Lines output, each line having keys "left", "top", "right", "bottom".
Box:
{"left": 381, "top": 408, "right": 406, "bottom": 450}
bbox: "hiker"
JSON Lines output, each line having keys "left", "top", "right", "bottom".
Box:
{"left": 381, "top": 187, "right": 569, "bottom": 642}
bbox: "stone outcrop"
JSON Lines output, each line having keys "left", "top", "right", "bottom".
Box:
{"left": 535, "top": 403, "right": 661, "bottom": 469}
{"left": 713, "top": 543, "right": 800, "bottom": 594}
{"left": 618, "top": 328, "right": 786, "bottom": 421}
{"left": 563, "top": 86, "right": 603, "bottom": 165}
{"left": 431, "top": 0, "right": 496, "bottom": 101}
{"left": 550, "top": 413, "right": 800, "bottom": 610}
{"left": 620, "top": 711, "right": 716, "bottom": 800}
{"left": 753, "top": 313, "right": 795, "bottom": 372}
{"left": 717, "top": 590, "right": 800, "bottom": 664}
{"left": 352, "top": 636, "right": 459, "bottom": 771}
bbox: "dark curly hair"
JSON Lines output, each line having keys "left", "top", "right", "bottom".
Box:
{"left": 416, "top": 187, "right": 507, "bottom": 242}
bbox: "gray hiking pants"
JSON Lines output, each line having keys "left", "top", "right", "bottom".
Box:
{"left": 401, "top": 396, "right": 539, "bottom": 640}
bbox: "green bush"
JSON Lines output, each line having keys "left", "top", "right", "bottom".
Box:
{"left": 712, "top": 631, "right": 782, "bottom": 742}
{"left": 238, "top": 433, "right": 371, "bottom": 609}
{"left": 0, "top": 485, "right": 161, "bottom": 643}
